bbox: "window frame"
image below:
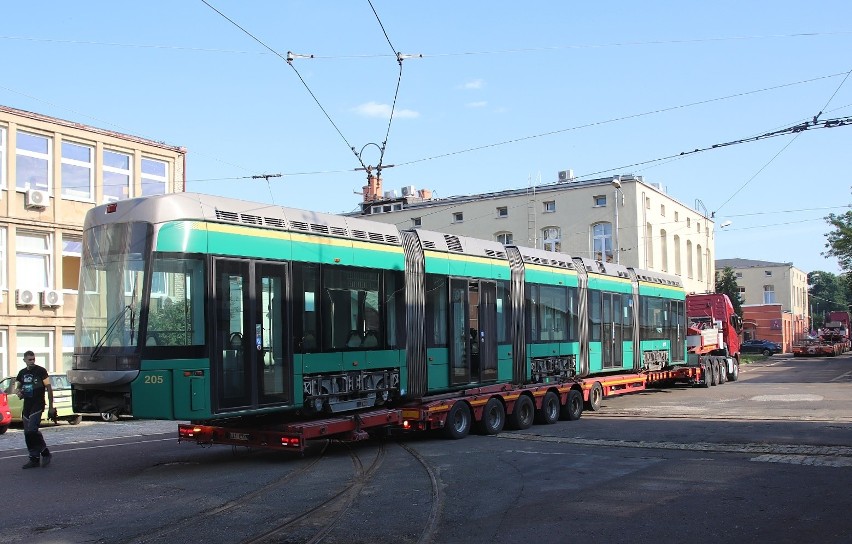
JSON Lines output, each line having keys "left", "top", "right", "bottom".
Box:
{"left": 543, "top": 200, "right": 556, "bottom": 213}
{"left": 453, "top": 212, "right": 464, "bottom": 223}
{"left": 0, "top": 125, "right": 6, "bottom": 190}
{"left": 495, "top": 232, "right": 513, "bottom": 245}
{"left": 15, "top": 230, "right": 53, "bottom": 290}
{"left": 593, "top": 195, "right": 607, "bottom": 207}
{"left": 103, "top": 149, "right": 132, "bottom": 202}
{"left": 496, "top": 206, "right": 508, "bottom": 218}
{"left": 141, "top": 157, "right": 168, "bottom": 196}
{"left": 542, "top": 226, "right": 561, "bottom": 252}
{"left": 15, "top": 131, "right": 53, "bottom": 192}
{"left": 60, "top": 140, "right": 95, "bottom": 201}
{"left": 61, "top": 234, "right": 83, "bottom": 292}
{"left": 591, "top": 222, "right": 613, "bottom": 262}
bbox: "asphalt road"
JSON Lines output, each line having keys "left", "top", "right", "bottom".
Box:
{"left": 1, "top": 354, "right": 850, "bottom": 544}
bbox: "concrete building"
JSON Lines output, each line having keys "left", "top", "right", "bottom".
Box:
{"left": 0, "top": 104, "right": 186, "bottom": 379}
{"left": 352, "top": 172, "right": 717, "bottom": 294}
{"left": 715, "top": 258, "right": 809, "bottom": 351}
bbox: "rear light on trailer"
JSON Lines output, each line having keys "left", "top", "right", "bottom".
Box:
{"left": 280, "top": 436, "right": 301, "bottom": 447}
{"left": 402, "top": 420, "right": 411, "bottom": 430}
{"left": 178, "top": 425, "right": 204, "bottom": 439}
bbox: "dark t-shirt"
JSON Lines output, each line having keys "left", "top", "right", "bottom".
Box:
{"left": 16, "top": 364, "right": 49, "bottom": 416}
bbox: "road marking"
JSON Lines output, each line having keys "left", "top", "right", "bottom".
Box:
{"left": 831, "top": 370, "right": 852, "bottom": 382}
{"left": 750, "top": 394, "right": 824, "bottom": 402}
{"left": 0, "top": 437, "right": 175, "bottom": 461}
{"left": 751, "top": 454, "right": 852, "bottom": 468}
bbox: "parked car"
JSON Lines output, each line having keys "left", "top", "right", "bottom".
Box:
{"left": 0, "top": 391, "right": 11, "bottom": 434}
{"left": 0, "top": 374, "right": 81, "bottom": 425}
{"left": 741, "top": 339, "right": 783, "bottom": 356}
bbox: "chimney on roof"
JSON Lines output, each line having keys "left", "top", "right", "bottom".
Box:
{"left": 362, "top": 174, "right": 383, "bottom": 202}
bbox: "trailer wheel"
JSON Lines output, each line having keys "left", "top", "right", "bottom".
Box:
{"left": 560, "top": 389, "right": 583, "bottom": 421}
{"left": 710, "top": 360, "right": 718, "bottom": 386}
{"left": 535, "top": 391, "right": 560, "bottom": 425}
{"left": 699, "top": 363, "right": 711, "bottom": 388}
{"left": 443, "top": 401, "right": 472, "bottom": 440}
{"left": 728, "top": 361, "right": 739, "bottom": 382}
{"left": 718, "top": 360, "right": 727, "bottom": 384}
{"left": 508, "top": 395, "right": 535, "bottom": 430}
{"left": 476, "top": 397, "right": 505, "bottom": 435}
{"left": 586, "top": 382, "right": 603, "bottom": 411}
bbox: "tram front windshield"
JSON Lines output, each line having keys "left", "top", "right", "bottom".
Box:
{"left": 75, "top": 222, "right": 150, "bottom": 354}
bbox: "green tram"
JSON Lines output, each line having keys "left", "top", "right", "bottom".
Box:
{"left": 69, "top": 193, "right": 685, "bottom": 422}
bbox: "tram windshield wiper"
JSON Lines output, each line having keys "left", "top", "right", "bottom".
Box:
{"left": 89, "top": 304, "right": 133, "bottom": 362}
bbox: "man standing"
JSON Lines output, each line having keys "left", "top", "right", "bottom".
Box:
{"left": 14, "top": 351, "right": 55, "bottom": 468}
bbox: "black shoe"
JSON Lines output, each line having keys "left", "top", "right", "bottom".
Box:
{"left": 40, "top": 453, "right": 52, "bottom": 468}
{"left": 22, "top": 459, "right": 40, "bottom": 469}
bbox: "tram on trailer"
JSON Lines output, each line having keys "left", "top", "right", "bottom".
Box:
{"left": 69, "top": 193, "right": 685, "bottom": 425}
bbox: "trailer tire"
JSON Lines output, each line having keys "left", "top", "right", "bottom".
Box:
{"left": 560, "top": 389, "right": 583, "bottom": 421}
{"left": 508, "top": 395, "right": 535, "bottom": 430}
{"left": 710, "top": 360, "right": 719, "bottom": 386}
{"left": 535, "top": 391, "right": 560, "bottom": 425}
{"left": 699, "top": 363, "right": 711, "bottom": 388}
{"left": 443, "top": 401, "right": 472, "bottom": 440}
{"left": 718, "top": 360, "right": 727, "bottom": 384}
{"left": 476, "top": 397, "right": 505, "bottom": 435}
{"left": 586, "top": 382, "right": 604, "bottom": 411}
{"left": 728, "top": 361, "right": 739, "bottom": 382}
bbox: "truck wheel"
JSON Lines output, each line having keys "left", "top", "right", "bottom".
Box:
{"left": 508, "top": 395, "right": 535, "bottom": 430}
{"left": 710, "top": 360, "right": 718, "bottom": 386}
{"left": 443, "top": 401, "right": 472, "bottom": 440}
{"left": 586, "top": 382, "right": 604, "bottom": 411}
{"left": 560, "top": 390, "right": 583, "bottom": 421}
{"left": 0, "top": 425, "right": 7, "bottom": 435}
{"left": 728, "top": 361, "right": 739, "bottom": 382}
{"left": 476, "top": 397, "right": 505, "bottom": 435}
{"left": 101, "top": 411, "right": 119, "bottom": 422}
{"left": 535, "top": 391, "right": 560, "bottom": 425}
{"left": 718, "top": 362, "right": 727, "bottom": 384}
{"left": 699, "top": 363, "right": 711, "bottom": 388}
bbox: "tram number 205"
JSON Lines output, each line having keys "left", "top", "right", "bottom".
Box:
{"left": 144, "top": 375, "right": 165, "bottom": 384}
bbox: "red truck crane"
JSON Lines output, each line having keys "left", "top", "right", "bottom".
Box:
{"left": 793, "top": 310, "right": 851, "bottom": 357}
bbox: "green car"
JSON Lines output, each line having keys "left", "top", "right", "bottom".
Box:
{"left": 0, "top": 375, "right": 81, "bottom": 425}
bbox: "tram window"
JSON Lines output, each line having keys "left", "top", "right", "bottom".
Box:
{"left": 425, "top": 275, "right": 448, "bottom": 347}
{"left": 322, "top": 267, "right": 381, "bottom": 350}
{"left": 538, "top": 285, "right": 568, "bottom": 342}
{"left": 568, "top": 287, "right": 579, "bottom": 341}
{"left": 589, "top": 291, "right": 602, "bottom": 341}
{"left": 385, "top": 270, "right": 406, "bottom": 348}
{"left": 145, "top": 256, "right": 205, "bottom": 346}
{"left": 496, "top": 281, "right": 511, "bottom": 343}
{"left": 293, "top": 263, "right": 319, "bottom": 352}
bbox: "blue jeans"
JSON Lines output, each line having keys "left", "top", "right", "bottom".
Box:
{"left": 22, "top": 409, "right": 46, "bottom": 459}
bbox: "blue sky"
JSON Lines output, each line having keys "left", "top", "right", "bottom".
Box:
{"left": 3, "top": 1, "right": 851, "bottom": 274}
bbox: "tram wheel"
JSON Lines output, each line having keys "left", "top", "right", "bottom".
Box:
{"left": 508, "top": 395, "right": 535, "bottom": 430}
{"left": 535, "top": 391, "right": 560, "bottom": 425}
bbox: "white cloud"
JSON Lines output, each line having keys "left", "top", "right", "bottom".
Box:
{"left": 466, "top": 101, "right": 487, "bottom": 108}
{"left": 352, "top": 101, "right": 419, "bottom": 119}
{"left": 461, "top": 79, "right": 485, "bottom": 90}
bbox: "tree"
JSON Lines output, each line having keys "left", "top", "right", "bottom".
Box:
{"left": 808, "top": 270, "right": 852, "bottom": 330}
{"left": 715, "top": 267, "right": 743, "bottom": 316}
{"left": 823, "top": 211, "right": 852, "bottom": 272}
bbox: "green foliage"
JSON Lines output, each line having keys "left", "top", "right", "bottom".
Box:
{"left": 824, "top": 211, "right": 852, "bottom": 273}
{"left": 146, "top": 299, "right": 192, "bottom": 346}
{"left": 808, "top": 270, "right": 852, "bottom": 329}
{"left": 714, "top": 267, "right": 743, "bottom": 316}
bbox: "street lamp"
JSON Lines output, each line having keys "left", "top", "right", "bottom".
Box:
{"left": 611, "top": 177, "right": 622, "bottom": 264}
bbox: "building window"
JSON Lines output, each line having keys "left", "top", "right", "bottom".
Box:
{"left": 542, "top": 226, "right": 561, "bottom": 252}
{"left": 392, "top": 203, "right": 402, "bottom": 211}
{"left": 62, "top": 234, "right": 83, "bottom": 291}
{"left": 371, "top": 206, "right": 382, "bottom": 214}
{"left": 497, "top": 206, "right": 508, "bottom": 218}
{"left": 453, "top": 212, "right": 464, "bottom": 223}
{"left": 16, "top": 131, "right": 52, "bottom": 192}
{"left": 697, "top": 222, "right": 701, "bottom": 233}
{"left": 686, "top": 240, "right": 693, "bottom": 279}
{"left": 141, "top": 157, "right": 168, "bottom": 196}
{"left": 496, "top": 232, "right": 513, "bottom": 245}
{"left": 674, "top": 235, "right": 681, "bottom": 275}
{"left": 103, "top": 150, "right": 132, "bottom": 202}
{"left": 543, "top": 201, "right": 556, "bottom": 213}
{"left": 687, "top": 217, "right": 691, "bottom": 228}
{"left": 660, "top": 204, "right": 666, "bottom": 216}
{"left": 674, "top": 211, "right": 679, "bottom": 222}
{"left": 0, "top": 126, "right": 6, "bottom": 189}
{"left": 764, "top": 285, "right": 776, "bottom": 304}
{"left": 697, "top": 244, "right": 703, "bottom": 281}
{"left": 736, "top": 272, "right": 742, "bottom": 278}
{"left": 62, "top": 329, "right": 75, "bottom": 371}
{"left": 412, "top": 217, "right": 421, "bottom": 227}
{"left": 16, "top": 330, "right": 54, "bottom": 373}
{"left": 592, "top": 222, "right": 612, "bottom": 262}
{"left": 646, "top": 223, "right": 653, "bottom": 268}
{"left": 660, "top": 229, "right": 668, "bottom": 272}
{"left": 61, "top": 141, "right": 94, "bottom": 201}
{"left": 593, "top": 195, "right": 606, "bottom": 207}
{"left": 0, "top": 329, "right": 7, "bottom": 380}
{"left": 739, "top": 287, "right": 746, "bottom": 293}
{"left": 764, "top": 270, "right": 772, "bottom": 277}
{"left": 383, "top": 205, "right": 392, "bottom": 212}
{"left": 0, "top": 227, "right": 6, "bottom": 291}
{"left": 16, "top": 231, "right": 52, "bottom": 289}
{"left": 645, "top": 197, "right": 651, "bottom": 210}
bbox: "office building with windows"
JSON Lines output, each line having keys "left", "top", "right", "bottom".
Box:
{"left": 0, "top": 104, "right": 186, "bottom": 378}
{"left": 715, "top": 258, "right": 809, "bottom": 350}
{"left": 353, "top": 172, "right": 716, "bottom": 294}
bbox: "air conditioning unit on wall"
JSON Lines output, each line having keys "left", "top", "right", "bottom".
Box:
{"left": 16, "top": 288, "right": 37, "bottom": 306}
{"left": 41, "top": 289, "right": 63, "bottom": 307}
{"left": 25, "top": 189, "right": 50, "bottom": 209}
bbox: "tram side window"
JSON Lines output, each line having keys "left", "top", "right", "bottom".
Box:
{"left": 145, "top": 255, "right": 205, "bottom": 346}
{"left": 322, "top": 267, "right": 381, "bottom": 350}
{"left": 293, "top": 263, "right": 319, "bottom": 352}
{"left": 640, "top": 296, "right": 666, "bottom": 340}
{"left": 425, "top": 275, "right": 448, "bottom": 347}
{"left": 623, "top": 296, "right": 634, "bottom": 340}
{"left": 539, "top": 284, "right": 568, "bottom": 342}
{"left": 568, "top": 286, "right": 579, "bottom": 341}
{"left": 589, "top": 290, "right": 602, "bottom": 341}
{"left": 496, "top": 281, "right": 511, "bottom": 343}
{"left": 384, "top": 270, "right": 406, "bottom": 349}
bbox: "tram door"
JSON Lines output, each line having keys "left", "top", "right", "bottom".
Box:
{"left": 214, "top": 258, "right": 290, "bottom": 411}
{"left": 601, "top": 292, "right": 624, "bottom": 369}
{"left": 449, "top": 279, "right": 498, "bottom": 385}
